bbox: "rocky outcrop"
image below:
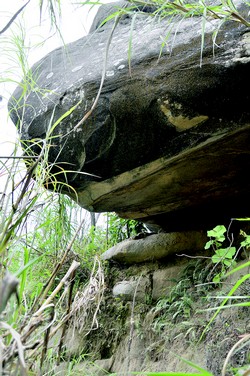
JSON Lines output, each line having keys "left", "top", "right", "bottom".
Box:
{"left": 8, "top": 1, "right": 250, "bottom": 230}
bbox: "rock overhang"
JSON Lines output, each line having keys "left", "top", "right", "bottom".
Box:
{"left": 8, "top": 1, "right": 250, "bottom": 230}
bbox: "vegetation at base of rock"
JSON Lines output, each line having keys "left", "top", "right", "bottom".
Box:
{"left": 151, "top": 259, "right": 212, "bottom": 331}
{"left": 1, "top": 166, "right": 249, "bottom": 375}
{"left": 0, "top": 147, "right": 249, "bottom": 374}
{"left": 205, "top": 224, "right": 239, "bottom": 282}
{"left": 69, "top": 241, "right": 249, "bottom": 375}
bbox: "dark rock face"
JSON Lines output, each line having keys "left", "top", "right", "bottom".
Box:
{"left": 8, "top": 1, "right": 250, "bottom": 230}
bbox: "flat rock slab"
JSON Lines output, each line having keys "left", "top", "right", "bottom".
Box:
{"left": 76, "top": 125, "right": 250, "bottom": 230}
{"left": 102, "top": 231, "right": 207, "bottom": 264}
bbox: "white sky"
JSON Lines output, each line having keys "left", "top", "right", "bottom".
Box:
{"left": 0, "top": 0, "right": 100, "bottom": 191}
{"left": 0, "top": 0, "right": 97, "bottom": 82}
{"left": 0, "top": 0, "right": 98, "bottom": 145}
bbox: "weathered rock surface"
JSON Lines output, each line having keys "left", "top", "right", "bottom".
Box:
{"left": 112, "top": 278, "right": 151, "bottom": 301}
{"left": 8, "top": 1, "right": 250, "bottom": 230}
{"left": 102, "top": 231, "right": 207, "bottom": 263}
{"left": 152, "top": 266, "right": 184, "bottom": 300}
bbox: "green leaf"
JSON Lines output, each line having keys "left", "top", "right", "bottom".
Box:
{"left": 204, "top": 240, "right": 213, "bottom": 249}
{"left": 14, "top": 252, "right": 48, "bottom": 278}
{"left": 207, "top": 225, "right": 226, "bottom": 241}
{"left": 225, "top": 260, "right": 250, "bottom": 277}
{"left": 234, "top": 217, "right": 250, "bottom": 221}
{"left": 174, "top": 356, "right": 213, "bottom": 375}
{"left": 241, "top": 235, "right": 250, "bottom": 248}
{"left": 212, "top": 274, "right": 221, "bottom": 283}
{"left": 223, "top": 259, "right": 236, "bottom": 267}
{"left": 211, "top": 255, "right": 220, "bottom": 264}
{"left": 212, "top": 247, "right": 236, "bottom": 264}
{"left": 204, "top": 301, "right": 250, "bottom": 310}
{"left": 19, "top": 246, "right": 30, "bottom": 298}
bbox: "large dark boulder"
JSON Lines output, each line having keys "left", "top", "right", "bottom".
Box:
{"left": 8, "top": 2, "right": 250, "bottom": 231}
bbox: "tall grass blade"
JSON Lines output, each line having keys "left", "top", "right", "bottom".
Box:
{"left": 199, "top": 273, "right": 250, "bottom": 341}
{"left": 128, "top": 13, "right": 137, "bottom": 77}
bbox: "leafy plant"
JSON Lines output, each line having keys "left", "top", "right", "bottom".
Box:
{"left": 204, "top": 225, "right": 237, "bottom": 282}
{"left": 199, "top": 222, "right": 250, "bottom": 358}
{"left": 152, "top": 276, "right": 198, "bottom": 334}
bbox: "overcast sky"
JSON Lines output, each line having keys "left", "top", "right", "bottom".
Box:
{"left": 0, "top": 0, "right": 100, "bottom": 191}
{"left": 0, "top": 0, "right": 98, "bottom": 151}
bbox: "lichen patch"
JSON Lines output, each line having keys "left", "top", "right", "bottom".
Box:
{"left": 46, "top": 72, "right": 54, "bottom": 79}
{"left": 72, "top": 65, "right": 83, "bottom": 73}
{"left": 160, "top": 100, "right": 208, "bottom": 132}
{"left": 106, "top": 70, "right": 115, "bottom": 77}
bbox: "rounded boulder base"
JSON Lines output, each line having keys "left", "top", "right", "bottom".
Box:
{"left": 102, "top": 231, "right": 207, "bottom": 264}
